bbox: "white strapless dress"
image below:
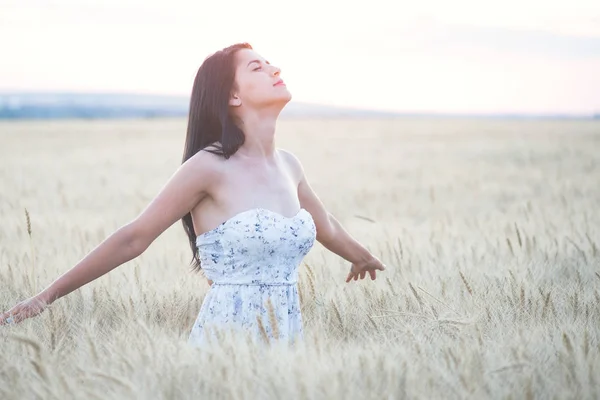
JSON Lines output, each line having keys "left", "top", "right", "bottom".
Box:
{"left": 187, "top": 208, "right": 316, "bottom": 347}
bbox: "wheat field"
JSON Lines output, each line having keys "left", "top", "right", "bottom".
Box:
{"left": 0, "top": 117, "right": 599, "bottom": 399}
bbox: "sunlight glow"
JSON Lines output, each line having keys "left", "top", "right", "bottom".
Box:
{"left": 1, "top": 0, "right": 599, "bottom": 114}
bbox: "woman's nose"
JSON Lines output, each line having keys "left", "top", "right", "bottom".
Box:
{"left": 271, "top": 65, "right": 281, "bottom": 76}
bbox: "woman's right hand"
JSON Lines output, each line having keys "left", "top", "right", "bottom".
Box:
{"left": 0, "top": 294, "right": 50, "bottom": 326}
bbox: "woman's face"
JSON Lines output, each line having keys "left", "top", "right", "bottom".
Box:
{"left": 229, "top": 49, "right": 292, "bottom": 110}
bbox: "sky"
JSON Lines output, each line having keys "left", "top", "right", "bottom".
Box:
{"left": 1, "top": 0, "right": 599, "bottom": 115}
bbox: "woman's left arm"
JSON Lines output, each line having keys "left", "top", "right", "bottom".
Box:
{"left": 281, "top": 150, "right": 386, "bottom": 282}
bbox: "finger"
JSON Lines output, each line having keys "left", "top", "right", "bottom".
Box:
{"left": 20, "top": 307, "right": 37, "bottom": 321}
{"left": 347, "top": 272, "right": 358, "bottom": 283}
{"left": 22, "top": 307, "right": 36, "bottom": 319}
{"left": 360, "top": 271, "right": 366, "bottom": 280}
{"left": 0, "top": 307, "right": 17, "bottom": 325}
{"left": 369, "top": 270, "right": 376, "bottom": 280}
{"left": 13, "top": 313, "right": 25, "bottom": 324}
{"left": 0, "top": 312, "right": 16, "bottom": 326}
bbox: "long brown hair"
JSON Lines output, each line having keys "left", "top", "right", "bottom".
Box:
{"left": 181, "top": 43, "right": 251, "bottom": 272}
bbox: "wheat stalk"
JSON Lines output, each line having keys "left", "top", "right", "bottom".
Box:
{"left": 331, "top": 299, "right": 344, "bottom": 329}
{"left": 24, "top": 208, "right": 36, "bottom": 292}
{"left": 89, "top": 370, "right": 136, "bottom": 392}
{"left": 514, "top": 223, "right": 523, "bottom": 248}
{"left": 9, "top": 333, "right": 43, "bottom": 358}
{"left": 256, "top": 315, "right": 270, "bottom": 345}
{"left": 408, "top": 282, "right": 425, "bottom": 309}
{"left": 386, "top": 277, "right": 398, "bottom": 296}
{"left": 265, "top": 298, "right": 280, "bottom": 341}
{"left": 459, "top": 271, "right": 474, "bottom": 296}
{"left": 541, "top": 290, "right": 552, "bottom": 320}
{"left": 367, "top": 314, "right": 380, "bottom": 333}
{"left": 31, "top": 359, "right": 50, "bottom": 382}
{"left": 562, "top": 332, "right": 574, "bottom": 355}
{"left": 506, "top": 237, "right": 515, "bottom": 256}
{"left": 298, "top": 281, "right": 305, "bottom": 307}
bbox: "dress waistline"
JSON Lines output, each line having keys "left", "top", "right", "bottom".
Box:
{"left": 211, "top": 281, "right": 297, "bottom": 287}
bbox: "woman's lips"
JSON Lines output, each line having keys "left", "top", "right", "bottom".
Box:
{"left": 274, "top": 79, "right": 286, "bottom": 86}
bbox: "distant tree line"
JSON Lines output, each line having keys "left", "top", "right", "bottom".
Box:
{"left": 0, "top": 105, "right": 188, "bottom": 119}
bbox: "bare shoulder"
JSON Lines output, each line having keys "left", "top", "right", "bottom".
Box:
{"left": 186, "top": 143, "right": 222, "bottom": 165}
{"left": 183, "top": 146, "right": 225, "bottom": 178}
{"left": 124, "top": 147, "right": 226, "bottom": 252}
{"left": 277, "top": 148, "right": 305, "bottom": 183}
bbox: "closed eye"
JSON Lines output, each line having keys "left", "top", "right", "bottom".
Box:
{"left": 248, "top": 59, "right": 269, "bottom": 71}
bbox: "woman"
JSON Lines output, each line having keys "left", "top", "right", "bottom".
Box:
{"left": 0, "top": 43, "right": 386, "bottom": 346}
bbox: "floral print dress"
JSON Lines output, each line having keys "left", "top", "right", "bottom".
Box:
{"left": 187, "top": 208, "right": 316, "bottom": 347}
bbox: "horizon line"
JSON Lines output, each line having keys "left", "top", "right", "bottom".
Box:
{"left": 0, "top": 89, "right": 598, "bottom": 119}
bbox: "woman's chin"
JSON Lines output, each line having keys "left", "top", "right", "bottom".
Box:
{"left": 276, "top": 85, "right": 292, "bottom": 99}
{"left": 256, "top": 93, "right": 292, "bottom": 111}
{"left": 280, "top": 90, "right": 292, "bottom": 103}
{"left": 273, "top": 92, "right": 292, "bottom": 107}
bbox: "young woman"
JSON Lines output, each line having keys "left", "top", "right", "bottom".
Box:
{"left": 0, "top": 43, "right": 386, "bottom": 346}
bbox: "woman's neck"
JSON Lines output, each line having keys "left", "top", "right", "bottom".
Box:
{"left": 236, "top": 109, "right": 279, "bottom": 159}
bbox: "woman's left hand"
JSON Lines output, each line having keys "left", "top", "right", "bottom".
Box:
{"left": 345, "top": 255, "right": 386, "bottom": 283}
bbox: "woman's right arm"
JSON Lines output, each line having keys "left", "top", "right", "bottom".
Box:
{"left": 0, "top": 151, "right": 215, "bottom": 325}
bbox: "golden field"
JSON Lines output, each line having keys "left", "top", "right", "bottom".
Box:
{"left": 0, "top": 117, "right": 599, "bottom": 399}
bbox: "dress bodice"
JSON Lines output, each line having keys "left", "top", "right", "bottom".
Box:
{"left": 195, "top": 208, "right": 317, "bottom": 285}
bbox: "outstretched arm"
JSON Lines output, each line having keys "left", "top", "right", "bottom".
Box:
{"left": 281, "top": 150, "right": 386, "bottom": 282}
{"left": 0, "top": 151, "right": 215, "bottom": 325}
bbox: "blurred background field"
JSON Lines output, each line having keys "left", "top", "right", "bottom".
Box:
{"left": 0, "top": 117, "right": 599, "bottom": 399}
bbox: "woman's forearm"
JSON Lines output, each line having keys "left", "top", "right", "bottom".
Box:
{"left": 319, "top": 215, "right": 375, "bottom": 265}
{"left": 37, "top": 224, "right": 143, "bottom": 304}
